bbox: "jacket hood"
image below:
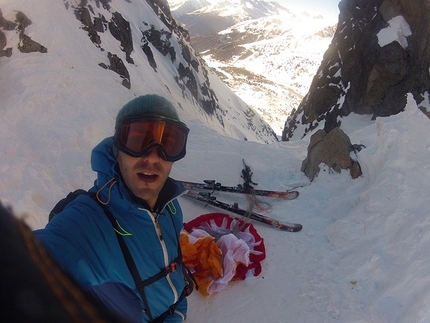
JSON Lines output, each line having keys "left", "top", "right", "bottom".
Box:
{"left": 91, "top": 137, "right": 118, "bottom": 183}
{"left": 90, "top": 137, "right": 185, "bottom": 211}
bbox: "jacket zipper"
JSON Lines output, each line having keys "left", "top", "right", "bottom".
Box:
{"left": 138, "top": 190, "right": 186, "bottom": 304}
{"left": 145, "top": 208, "right": 179, "bottom": 303}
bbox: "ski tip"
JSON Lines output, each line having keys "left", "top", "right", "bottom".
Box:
{"left": 280, "top": 223, "right": 302, "bottom": 232}
{"left": 285, "top": 191, "right": 299, "bottom": 199}
{"left": 293, "top": 224, "right": 303, "bottom": 232}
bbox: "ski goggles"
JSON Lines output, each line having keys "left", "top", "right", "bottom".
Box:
{"left": 114, "top": 115, "right": 189, "bottom": 162}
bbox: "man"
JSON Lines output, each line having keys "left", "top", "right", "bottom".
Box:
{"left": 35, "top": 94, "right": 190, "bottom": 323}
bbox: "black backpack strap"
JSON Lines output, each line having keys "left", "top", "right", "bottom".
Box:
{"left": 95, "top": 202, "right": 156, "bottom": 322}
{"left": 49, "top": 189, "right": 88, "bottom": 222}
{"left": 137, "top": 256, "right": 181, "bottom": 289}
{"left": 92, "top": 196, "right": 194, "bottom": 323}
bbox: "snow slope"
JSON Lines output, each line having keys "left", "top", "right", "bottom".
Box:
{"left": 0, "top": 0, "right": 275, "bottom": 228}
{"left": 177, "top": 95, "right": 430, "bottom": 323}
{"left": 2, "top": 1, "right": 430, "bottom": 323}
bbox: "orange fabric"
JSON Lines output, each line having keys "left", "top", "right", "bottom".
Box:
{"left": 180, "top": 232, "right": 223, "bottom": 296}
{"left": 194, "top": 236, "right": 223, "bottom": 279}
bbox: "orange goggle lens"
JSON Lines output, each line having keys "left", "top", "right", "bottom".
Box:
{"left": 115, "top": 117, "right": 189, "bottom": 161}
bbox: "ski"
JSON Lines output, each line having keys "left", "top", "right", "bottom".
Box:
{"left": 183, "top": 190, "right": 302, "bottom": 232}
{"left": 178, "top": 180, "right": 299, "bottom": 200}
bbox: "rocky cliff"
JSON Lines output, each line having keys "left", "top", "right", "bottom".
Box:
{"left": 283, "top": 0, "right": 430, "bottom": 141}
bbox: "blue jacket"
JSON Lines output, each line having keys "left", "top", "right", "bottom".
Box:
{"left": 35, "top": 137, "right": 187, "bottom": 323}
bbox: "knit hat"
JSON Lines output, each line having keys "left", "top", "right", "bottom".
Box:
{"left": 113, "top": 94, "right": 181, "bottom": 157}
{"left": 115, "top": 94, "right": 180, "bottom": 129}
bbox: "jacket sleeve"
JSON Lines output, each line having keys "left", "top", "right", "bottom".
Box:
{"left": 34, "top": 197, "right": 111, "bottom": 289}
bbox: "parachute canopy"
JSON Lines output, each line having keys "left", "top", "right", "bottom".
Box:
{"left": 180, "top": 213, "right": 266, "bottom": 296}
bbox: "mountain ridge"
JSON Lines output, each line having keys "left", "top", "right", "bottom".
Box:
{"left": 171, "top": 0, "right": 336, "bottom": 133}
{"left": 170, "top": 0, "right": 288, "bottom": 35}
{"left": 0, "top": 0, "right": 277, "bottom": 143}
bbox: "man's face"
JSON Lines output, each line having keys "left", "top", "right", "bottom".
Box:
{"left": 117, "top": 148, "right": 173, "bottom": 209}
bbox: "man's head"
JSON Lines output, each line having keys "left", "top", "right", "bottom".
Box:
{"left": 113, "top": 94, "right": 189, "bottom": 208}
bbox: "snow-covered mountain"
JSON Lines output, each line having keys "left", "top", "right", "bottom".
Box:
{"left": 170, "top": 0, "right": 286, "bottom": 34}
{"left": 171, "top": 0, "right": 337, "bottom": 134}
{"left": 0, "top": 0, "right": 277, "bottom": 142}
{"left": 0, "top": 0, "right": 278, "bottom": 225}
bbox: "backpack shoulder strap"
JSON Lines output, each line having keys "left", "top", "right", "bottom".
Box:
{"left": 49, "top": 189, "right": 88, "bottom": 222}
{"left": 93, "top": 199, "right": 157, "bottom": 322}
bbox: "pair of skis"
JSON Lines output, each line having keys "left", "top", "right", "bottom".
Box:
{"left": 179, "top": 180, "right": 299, "bottom": 200}
{"left": 180, "top": 180, "right": 302, "bottom": 232}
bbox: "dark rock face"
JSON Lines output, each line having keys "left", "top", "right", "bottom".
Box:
{"left": 63, "top": 0, "right": 237, "bottom": 130}
{"left": 74, "top": 6, "right": 102, "bottom": 45}
{"left": 283, "top": 0, "right": 430, "bottom": 141}
{"left": 18, "top": 33, "right": 48, "bottom": 54}
{"left": 107, "top": 52, "right": 131, "bottom": 89}
{"left": 0, "top": 10, "right": 47, "bottom": 56}
{"left": 0, "top": 30, "right": 12, "bottom": 57}
{"left": 109, "top": 12, "right": 134, "bottom": 64}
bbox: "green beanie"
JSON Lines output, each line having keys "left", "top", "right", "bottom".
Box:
{"left": 113, "top": 94, "right": 181, "bottom": 157}
{"left": 115, "top": 94, "right": 180, "bottom": 128}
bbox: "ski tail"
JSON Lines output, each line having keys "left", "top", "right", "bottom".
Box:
{"left": 183, "top": 190, "right": 302, "bottom": 232}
